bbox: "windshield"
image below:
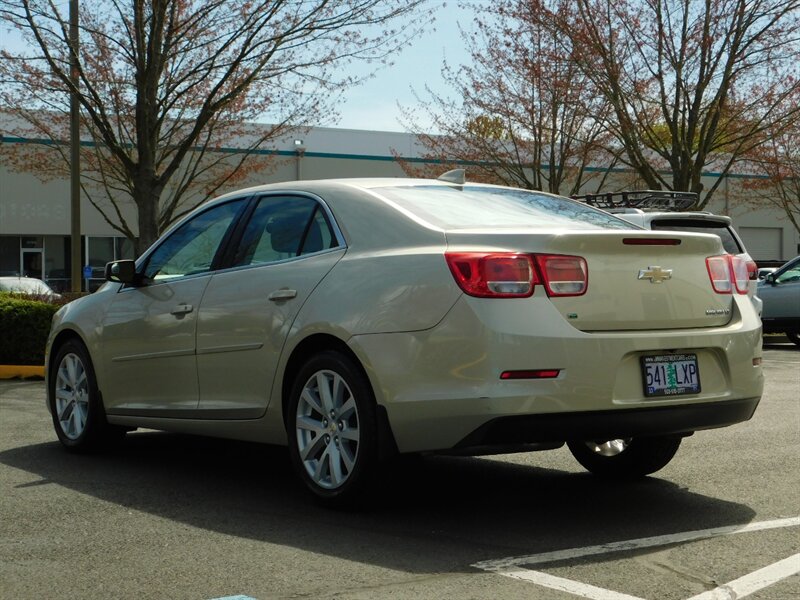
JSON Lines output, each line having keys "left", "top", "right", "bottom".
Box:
{"left": 374, "top": 185, "right": 638, "bottom": 231}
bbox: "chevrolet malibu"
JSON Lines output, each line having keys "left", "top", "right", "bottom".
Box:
{"left": 46, "top": 175, "right": 763, "bottom": 503}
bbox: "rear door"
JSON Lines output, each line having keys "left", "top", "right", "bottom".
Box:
{"left": 195, "top": 194, "right": 345, "bottom": 416}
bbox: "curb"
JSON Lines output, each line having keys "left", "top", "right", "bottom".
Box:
{"left": 0, "top": 365, "right": 45, "bottom": 380}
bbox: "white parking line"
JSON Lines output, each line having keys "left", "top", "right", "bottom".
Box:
{"left": 473, "top": 517, "right": 800, "bottom": 600}
{"left": 685, "top": 553, "right": 800, "bottom": 600}
{"left": 473, "top": 517, "right": 800, "bottom": 570}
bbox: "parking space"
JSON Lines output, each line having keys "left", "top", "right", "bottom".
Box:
{"left": 0, "top": 345, "right": 797, "bottom": 599}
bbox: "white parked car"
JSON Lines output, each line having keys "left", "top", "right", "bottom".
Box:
{"left": 46, "top": 175, "right": 764, "bottom": 504}
{"left": 0, "top": 276, "right": 62, "bottom": 300}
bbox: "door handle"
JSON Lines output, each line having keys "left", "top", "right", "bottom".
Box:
{"left": 171, "top": 303, "right": 194, "bottom": 315}
{"left": 268, "top": 289, "right": 297, "bottom": 301}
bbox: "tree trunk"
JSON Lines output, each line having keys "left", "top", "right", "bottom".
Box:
{"left": 133, "top": 178, "right": 164, "bottom": 256}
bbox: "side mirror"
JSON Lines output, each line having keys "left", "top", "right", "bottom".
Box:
{"left": 765, "top": 273, "right": 776, "bottom": 284}
{"left": 105, "top": 260, "right": 138, "bottom": 285}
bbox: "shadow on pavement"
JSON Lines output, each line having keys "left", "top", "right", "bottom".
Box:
{"left": 0, "top": 431, "right": 757, "bottom": 573}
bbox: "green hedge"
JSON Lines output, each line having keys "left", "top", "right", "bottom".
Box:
{"left": 0, "top": 294, "right": 60, "bottom": 365}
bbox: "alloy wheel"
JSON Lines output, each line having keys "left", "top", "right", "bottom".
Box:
{"left": 54, "top": 353, "right": 90, "bottom": 440}
{"left": 295, "top": 369, "right": 360, "bottom": 490}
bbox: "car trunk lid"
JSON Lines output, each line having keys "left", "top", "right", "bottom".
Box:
{"left": 445, "top": 229, "right": 734, "bottom": 331}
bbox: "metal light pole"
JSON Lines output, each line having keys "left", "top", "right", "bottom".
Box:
{"left": 69, "top": 0, "right": 81, "bottom": 292}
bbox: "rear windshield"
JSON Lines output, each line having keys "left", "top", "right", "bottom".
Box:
{"left": 374, "top": 185, "right": 638, "bottom": 230}
{"left": 650, "top": 219, "right": 743, "bottom": 254}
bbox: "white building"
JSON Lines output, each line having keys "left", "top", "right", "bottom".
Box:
{"left": 1, "top": 122, "right": 796, "bottom": 292}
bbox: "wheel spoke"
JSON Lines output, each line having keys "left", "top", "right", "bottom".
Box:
{"left": 301, "top": 388, "right": 323, "bottom": 416}
{"left": 299, "top": 432, "right": 327, "bottom": 462}
{"left": 65, "top": 355, "right": 78, "bottom": 387}
{"left": 316, "top": 372, "right": 334, "bottom": 413}
{"left": 296, "top": 415, "right": 325, "bottom": 436}
{"left": 340, "top": 442, "right": 356, "bottom": 473}
{"left": 75, "top": 400, "right": 89, "bottom": 434}
{"left": 332, "top": 374, "right": 345, "bottom": 409}
{"left": 338, "top": 397, "right": 356, "bottom": 420}
{"left": 328, "top": 444, "right": 344, "bottom": 486}
{"left": 58, "top": 400, "right": 75, "bottom": 422}
{"left": 314, "top": 445, "right": 331, "bottom": 482}
{"left": 73, "top": 369, "right": 87, "bottom": 391}
{"left": 339, "top": 425, "right": 359, "bottom": 442}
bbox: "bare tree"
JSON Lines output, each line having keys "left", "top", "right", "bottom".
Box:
{"left": 554, "top": 0, "right": 800, "bottom": 208}
{"left": 399, "top": 0, "right": 617, "bottom": 196}
{"left": 0, "top": 0, "right": 431, "bottom": 253}
{"left": 743, "top": 113, "right": 800, "bottom": 233}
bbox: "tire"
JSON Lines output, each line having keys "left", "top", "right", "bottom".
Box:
{"left": 567, "top": 436, "right": 682, "bottom": 479}
{"left": 786, "top": 332, "right": 800, "bottom": 347}
{"left": 286, "top": 351, "right": 378, "bottom": 505}
{"left": 49, "top": 339, "right": 125, "bottom": 451}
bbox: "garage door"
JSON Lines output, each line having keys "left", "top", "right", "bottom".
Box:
{"left": 738, "top": 227, "right": 783, "bottom": 261}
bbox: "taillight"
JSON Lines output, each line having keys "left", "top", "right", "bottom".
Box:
{"left": 746, "top": 259, "right": 758, "bottom": 281}
{"left": 445, "top": 253, "right": 537, "bottom": 298}
{"left": 706, "top": 255, "right": 748, "bottom": 295}
{"left": 730, "top": 256, "right": 749, "bottom": 294}
{"left": 534, "top": 255, "right": 588, "bottom": 296}
{"left": 445, "top": 252, "right": 588, "bottom": 298}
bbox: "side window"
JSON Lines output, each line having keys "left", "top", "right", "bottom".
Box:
{"left": 143, "top": 199, "right": 245, "bottom": 281}
{"left": 775, "top": 262, "right": 800, "bottom": 284}
{"left": 233, "top": 196, "right": 335, "bottom": 267}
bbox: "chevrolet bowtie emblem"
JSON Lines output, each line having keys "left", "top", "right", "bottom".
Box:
{"left": 638, "top": 266, "right": 673, "bottom": 283}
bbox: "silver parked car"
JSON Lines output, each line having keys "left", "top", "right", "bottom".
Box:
{"left": 758, "top": 256, "right": 800, "bottom": 346}
{"left": 46, "top": 175, "right": 764, "bottom": 503}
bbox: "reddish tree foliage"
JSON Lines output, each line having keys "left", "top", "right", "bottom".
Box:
{"left": 0, "top": 0, "right": 432, "bottom": 253}
{"left": 555, "top": 0, "right": 800, "bottom": 208}
{"left": 742, "top": 115, "right": 800, "bottom": 233}
{"left": 399, "top": 0, "right": 618, "bottom": 195}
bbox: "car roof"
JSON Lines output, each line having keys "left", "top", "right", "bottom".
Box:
{"left": 209, "top": 177, "right": 557, "bottom": 203}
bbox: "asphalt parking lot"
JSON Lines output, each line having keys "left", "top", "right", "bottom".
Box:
{"left": 1, "top": 340, "right": 798, "bottom": 600}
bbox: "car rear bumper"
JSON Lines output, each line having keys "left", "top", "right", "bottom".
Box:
{"left": 351, "top": 294, "right": 764, "bottom": 453}
{"left": 453, "top": 397, "right": 760, "bottom": 452}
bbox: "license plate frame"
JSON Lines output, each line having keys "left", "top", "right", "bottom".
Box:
{"left": 641, "top": 353, "right": 701, "bottom": 398}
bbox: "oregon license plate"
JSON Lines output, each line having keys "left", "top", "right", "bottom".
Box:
{"left": 641, "top": 353, "right": 700, "bottom": 397}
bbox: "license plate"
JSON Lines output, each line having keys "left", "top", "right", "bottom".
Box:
{"left": 641, "top": 353, "right": 701, "bottom": 397}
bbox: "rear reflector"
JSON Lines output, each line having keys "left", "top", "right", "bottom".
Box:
{"left": 623, "top": 238, "right": 682, "bottom": 246}
{"left": 500, "top": 369, "right": 561, "bottom": 379}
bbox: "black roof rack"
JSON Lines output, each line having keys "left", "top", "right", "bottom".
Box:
{"left": 572, "top": 190, "right": 699, "bottom": 211}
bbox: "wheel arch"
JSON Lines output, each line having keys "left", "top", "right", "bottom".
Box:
{"left": 47, "top": 328, "right": 88, "bottom": 387}
{"left": 280, "top": 333, "right": 398, "bottom": 459}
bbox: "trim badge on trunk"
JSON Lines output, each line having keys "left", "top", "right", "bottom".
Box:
{"left": 638, "top": 266, "right": 673, "bottom": 283}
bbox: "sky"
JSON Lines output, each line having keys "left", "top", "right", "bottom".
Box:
{"left": 0, "top": 1, "right": 475, "bottom": 135}
{"left": 316, "top": 3, "right": 473, "bottom": 133}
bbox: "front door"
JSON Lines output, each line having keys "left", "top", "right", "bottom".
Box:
{"left": 100, "top": 198, "right": 247, "bottom": 415}
{"left": 21, "top": 250, "right": 43, "bottom": 279}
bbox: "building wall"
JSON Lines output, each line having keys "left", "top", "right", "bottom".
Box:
{"left": 1, "top": 124, "right": 798, "bottom": 292}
